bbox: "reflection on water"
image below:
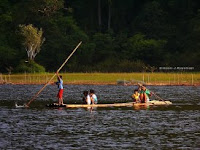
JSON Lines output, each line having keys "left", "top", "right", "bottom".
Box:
{"left": 0, "top": 84, "right": 199, "bottom": 149}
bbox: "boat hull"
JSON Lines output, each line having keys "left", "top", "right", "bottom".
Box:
{"left": 46, "top": 100, "right": 172, "bottom": 108}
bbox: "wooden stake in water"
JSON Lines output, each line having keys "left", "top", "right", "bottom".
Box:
{"left": 192, "top": 74, "right": 194, "bottom": 85}
{"left": 143, "top": 74, "right": 144, "bottom": 82}
{"left": 8, "top": 74, "right": 11, "bottom": 83}
{"left": 174, "top": 74, "right": 175, "bottom": 84}
{"left": 25, "top": 41, "right": 82, "bottom": 107}
{"left": 5, "top": 75, "right": 7, "bottom": 83}
{"left": 24, "top": 72, "right": 27, "bottom": 83}
{"left": 178, "top": 73, "right": 180, "bottom": 85}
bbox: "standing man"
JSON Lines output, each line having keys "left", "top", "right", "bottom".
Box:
{"left": 56, "top": 72, "right": 64, "bottom": 105}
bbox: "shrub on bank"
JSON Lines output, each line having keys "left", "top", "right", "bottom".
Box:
{"left": 15, "top": 60, "right": 45, "bottom": 73}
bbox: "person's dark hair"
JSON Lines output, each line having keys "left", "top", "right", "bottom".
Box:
{"left": 134, "top": 89, "right": 138, "bottom": 92}
{"left": 90, "top": 89, "right": 95, "bottom": 94}
{"left": 60, "top": 75, "right": 62, "bottom": 79}
{"left": 83, "top": 91, "right": 88, "bottom": 95}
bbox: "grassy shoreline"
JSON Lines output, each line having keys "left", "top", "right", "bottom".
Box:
{"left": 0, "top": 72, "right": 200, "bottom": 86}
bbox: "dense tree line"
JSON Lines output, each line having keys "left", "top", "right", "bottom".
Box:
{"left": 0, "top": 0, "right": 200, "bottom": 73}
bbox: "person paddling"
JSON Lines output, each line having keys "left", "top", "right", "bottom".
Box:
{"left": 55, "top": 72, "right": 64, "bottom": 105}
{"left": 139, "top": 85, "right": 151, "bottom": 103}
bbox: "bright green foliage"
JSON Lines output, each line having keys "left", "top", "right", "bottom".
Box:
{"left": 19, "top": 24, "right": 45, "bottom": 60}
{"left": 15, "top": 60, "right": 45, "bottom": 73}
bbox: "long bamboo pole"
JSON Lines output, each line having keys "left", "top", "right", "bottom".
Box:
{"left": 26, "top": 41, "right": 82, "bottom": 107}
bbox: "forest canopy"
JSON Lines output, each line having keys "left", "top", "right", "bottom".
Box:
{"left": 0, "top": 0, "right": 200, "bottom": 73}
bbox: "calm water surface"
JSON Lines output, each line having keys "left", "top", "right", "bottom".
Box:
{"left": 0, "top": 84, "right": 199, "bottom": 149}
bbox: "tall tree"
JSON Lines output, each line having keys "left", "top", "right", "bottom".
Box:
{"left": 98, "top": 0, "right": 102, "bottom": 31}
{"left": 19, "top": 24, "right": 45, "bottom": 61}
{"left": 107, "top": 0, "right": 112, "bottom": 30}
{"left": 134, "top": 1, "right": 171, "bottom": 39}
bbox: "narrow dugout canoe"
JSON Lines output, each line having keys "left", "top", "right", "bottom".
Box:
{"left": 66, "top": 102, "right": 134, "bottom": 108}
{"left": 46, "top": 100, "right": 172, "bottom": 108}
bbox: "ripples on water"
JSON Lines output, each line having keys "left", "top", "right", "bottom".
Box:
{"left": 0, "top": 85, "right": 200, "bottom": 149}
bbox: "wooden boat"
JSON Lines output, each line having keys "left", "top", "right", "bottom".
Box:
{"left": 46, "top": 100, "right": 172, "bottom": 108}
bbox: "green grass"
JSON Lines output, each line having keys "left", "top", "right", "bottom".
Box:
{"left": 1, "top": 72, "right": 200, "bottom": 85}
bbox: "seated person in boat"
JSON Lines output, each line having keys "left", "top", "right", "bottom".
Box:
{"left": 82, "top": 91, "right": 91, "bottom": 105}
{"left": 90, "top": 89, "right": 98, "bottom": 104}
{"left": 139, "top": 86, "right": 151, "bottom": 103}
{"left": 131, "top": 89, "right": 140, "bottom": 103}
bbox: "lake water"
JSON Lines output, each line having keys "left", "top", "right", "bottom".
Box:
{"left": 0, "top": 84, "right": 200, "bottom": 149}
